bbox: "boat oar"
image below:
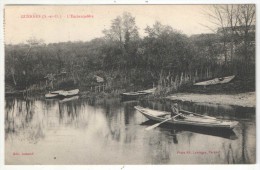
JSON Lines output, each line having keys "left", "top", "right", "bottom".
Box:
{"left": 180, "top": 109, "right": 216, "bottom": 120}
{"left": 145, "top": 113, "right": 182, "bottom": 131}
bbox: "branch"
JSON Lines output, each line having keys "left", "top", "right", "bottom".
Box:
{"left": 199, "top": 23, "right": 218, "bottom": 33}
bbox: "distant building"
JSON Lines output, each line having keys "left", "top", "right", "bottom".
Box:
{"left": 217, "top": 25, "right": 255, "bottom": 35}
{"left": 191, "top": 25, "right": 255, "bottom": 64}
{"left": 217, "top": 25, "right": 255, "bottom": 63}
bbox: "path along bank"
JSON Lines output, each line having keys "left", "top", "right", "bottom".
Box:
{"left": 166, "top": 92, "right": 255, "bottom": 108}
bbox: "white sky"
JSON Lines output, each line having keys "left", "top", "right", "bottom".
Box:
{"left": 4, "top": 5, "right": 216, "bottom": 44}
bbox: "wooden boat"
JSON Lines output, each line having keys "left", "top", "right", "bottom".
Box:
{"left": 194, "top": 75, "right": 235, "bottom": 86}
{"left": 120, "top": 91, "right": 149, "bottom": 101}
{"left": 59, "top": 95, "right": 79, "bottom": 103}
{"left": 58, "top": 89, "right": 80, "bottom": 97}
{"left": 45, "top": 93, "right": 59, "bottom": 99}
{"left": 134, "top": 106, "right": 238, "bottom": 129}
{"left": 140, "top": 120, "right": 238, "bottom": 140}
{"left": 45, "top": 90, "right": 65, "bottom": 99}
{"left": 138, "top": 87, "right": 157, "bottom": 94}
{"left": 45, "top": 89, "right": 79, "bottom": 99}
{"left": 51, "top": 90, "right": 65, "bottom": 94}
{"left": 121, "top": 87, "right": 156, "bottom": 101}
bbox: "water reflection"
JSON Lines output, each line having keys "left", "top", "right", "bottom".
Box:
{"left": 141, "top": 120, "right": 238, "bottom": 140}
{"left": 5, "top": 97, "right": 255, "bottom": 164}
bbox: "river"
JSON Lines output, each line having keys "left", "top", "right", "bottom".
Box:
{"left": 5, "top": 96, "right": 256, "bottom": 164}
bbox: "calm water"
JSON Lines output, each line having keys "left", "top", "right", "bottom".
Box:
{"left": 5, "top": 97, "right": 256, "bottom": 164}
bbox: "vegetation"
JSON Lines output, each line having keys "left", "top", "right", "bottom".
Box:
{"left": 5, "top": 5, "right": 256, "bottom": 96}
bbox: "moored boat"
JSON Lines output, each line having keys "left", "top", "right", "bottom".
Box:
{"left": 59, "top": 95, "right": 79, "bottom": 103}
{"left": 121, "top": 87, "right": 156, "bottom": 101}
{"left": 194, "top": 75, "right": 235, "bottom": 86}
{"left": 137, "top": 87, "right": 157, "bottom": 94}
{"left": 58, "top": 89, "right": 80, "bottom": 97}
{"left": 45, "top": 89, "right": 79, "bottom": 99}
{"left": 134, "top": 106, "right": 238, "bottom": 129}
{"left": 120, "top": 91, "right": 149, "bottom": 101}
{"left": 51, "top": 90, "right": 65, "bottom": 94}
{"left": 45, "top": 93, "right": 59, "bottom": 99}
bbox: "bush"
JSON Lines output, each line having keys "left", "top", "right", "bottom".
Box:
{"left": 56, "top": 79, "right": 78, "bottom": 90}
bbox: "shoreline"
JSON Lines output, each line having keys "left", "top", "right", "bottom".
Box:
{"left": 166, "top": 92, "right": 256, "bottom": 108}
{"left": 5, "top": 90, "right": 256, "bottom": 108}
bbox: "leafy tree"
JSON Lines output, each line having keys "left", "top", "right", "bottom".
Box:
{"left": 103, "top": 12, "right": 139, "bottom": 49}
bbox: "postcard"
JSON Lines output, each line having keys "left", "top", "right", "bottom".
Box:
{"left": 3, "top": 4, "right": 256, "bottom": 165}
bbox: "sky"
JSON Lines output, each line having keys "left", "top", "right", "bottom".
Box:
{"left": 4, "top": 5, "right": 217, "bottom": 44}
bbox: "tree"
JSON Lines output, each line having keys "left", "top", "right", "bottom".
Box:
{"left": 103, "top": 12, "right": 139, "bottom": 50}
{"left": 236, "top": 5, "right": 256, "bottom": 75}
{"left": 102, "top": 12, "right": 140, "bottom": 70}
{"left": 145, "top": 21, "right": 173, "bottom": 38}
{"left": 142, "top": 21, "right": 196, "bottom": 90}
{"left": 206, "top": 4, "right": 256, "bottom": 76}
{"left": 5, "top": 38, "right": 45, "bottom": 90}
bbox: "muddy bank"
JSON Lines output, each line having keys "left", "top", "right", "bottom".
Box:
{"left": 167, "top": 92, "right": 256, "bottom": 107}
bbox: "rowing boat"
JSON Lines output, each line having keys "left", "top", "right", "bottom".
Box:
{"left": 45, "top": 93, "right": 59, "bottom": 99}
{"left": 45, "top": 90, "right": 63, "bottom": 99}
{"left": 51, "top": 90, "right": 65, "bottom": 94}
{"left": 120, "top": 91, "right": 149, "bottom": 101}
{"left": 140, "top": 120, "right": 238, "bottom": 140}
{"left": 59, "top": 95, "right": 79, "bottom": 103}
{"left": 138, "top": 87, "right": 157, "bottom": 94}
{"left": 194, "top": 75, "right": 235, "bottom": 86}
{"left": 134, "top": 106, "right": 238, "bottom": 129}
{"left": 58, "top": 89, "right": 80, "bottom": 97}
{"left": 45, "top": 89, "right": 79, "bottom": 99}
{"left": 121, "top": 88, "right": 156, "bottom": 101}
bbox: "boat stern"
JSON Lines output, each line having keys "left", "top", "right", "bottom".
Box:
{"left": 221, "top": 120, "right": 239, "bottom": 129}
{"left": 229, "top": 121, "right": 239, "bottom": 129}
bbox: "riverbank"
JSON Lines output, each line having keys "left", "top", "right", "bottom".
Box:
{"left": 5, "top": 85, "right": 256, "bottom": 108}
{"left": 5, "top": 90, "right": 121, "bottom": 100}
{"left": 167, "top": 92, "right": 255, "bottom": 107}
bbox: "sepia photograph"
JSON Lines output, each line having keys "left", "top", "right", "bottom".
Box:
{"left": 4, "top": 4, "right": 256, "bottom": 165}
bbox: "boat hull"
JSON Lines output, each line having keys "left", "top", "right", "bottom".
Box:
{"left": 51, "top": 90, "right": 65, "bottom": 94}
{"left": 45, "top": 93, "right": 59, "bottom": 99}
{"left": 137, "top": 87, "right": 156, "bottom": 94}
{"left": 120, "top": 92, "right": 149, "bottom": 101}
{"left": 135, "top": 106, "right": 238, "bottom": 129}
{"left": 59, "top": 95, "right": 79, "bottom": 103}
{"left": 45, "top": 89, "right": 79, "bottom": 99}
{"left": 57, "top": 89, "right": 80, "bottom": 98}
{"left": 194, "top": 75, "right": 235, "bottom": 86}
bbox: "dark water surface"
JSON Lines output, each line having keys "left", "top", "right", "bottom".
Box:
{"left": 5, "top": 97, "right": 256, "bottom": 164}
